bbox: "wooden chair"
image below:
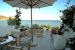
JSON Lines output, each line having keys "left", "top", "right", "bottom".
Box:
{"left": 7, "top": 44, "right": 23, "bottom": 50}
{"left": 20, "top": 38, "right": 32, "bottom": 50}
{"left": 36, "top": 29, "right": 44, "bottom": 37}
{"left": 7, "top": 38, "right": 23, "bottom": 50}
{"left": 7, "top": 37, "right": 32, "bottom": 50}
{"left": 20, "top": 32, "right": 25, "bottom": 37}
{"left": 0, "top": 36, "right": 8, "bottom": 39}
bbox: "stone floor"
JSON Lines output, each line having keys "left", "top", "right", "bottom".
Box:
{"left": 0, "top": 30, "right": 55, "bottom": 50}
{"left": 23, "top": 31, "right": 55, "bottom": 50}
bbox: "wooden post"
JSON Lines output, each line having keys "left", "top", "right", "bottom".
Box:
{"left": 31, "top": 0, "right": 33, "bottom": 43}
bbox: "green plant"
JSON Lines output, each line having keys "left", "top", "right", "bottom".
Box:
{"left": 59, "top": 5, "right": 75, "bottom": 50}
{"left": 32, "top": 24, "right": 39, "bottom": 28}
{"left": 15, "top": 10, "right": 21, "bottom": 27}
{"left": 7, "top": 9, "right": 21, "bottom": 28}
{"left": 7, "top": 16, "right": 16, "bottom": 25}
{"left": 52, "top": 27, "right": 59, "bottom": 30}
{"left": 20, "top": 25, "right": 25, "bottom": 28}
{"left": 72, "top": 27, "right": 75, "bottom": 32}
{"left": 46, "top": 25, "right": 51, "bottom": 30}
{"left": 24, "top": 24, "right": 29, "bottom": 29}
{"left": 40, "top": 25, "right": 51, "bottom": 30}
{"left": 20, "top": 24, "right": 29, "bottom": 30}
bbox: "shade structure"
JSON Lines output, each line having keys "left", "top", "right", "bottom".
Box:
{"left": 4, "top": 0, "right": 56, "bottom": 43}
{"left": 4, "top": 0, "right": 56, "bottom": 8}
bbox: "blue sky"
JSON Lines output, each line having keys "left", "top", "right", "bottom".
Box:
{"left": 0, "top": 0, "right": 75, "bottom": 20}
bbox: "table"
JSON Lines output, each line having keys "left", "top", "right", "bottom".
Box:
{"left": 0, "top": 36, "right": 14, "bottom": 50}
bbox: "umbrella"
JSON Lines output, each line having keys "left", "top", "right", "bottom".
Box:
{"left": 4, "top": 0, "right": 56, "bottom": 44}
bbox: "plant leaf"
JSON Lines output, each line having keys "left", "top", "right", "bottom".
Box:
{"left": 67, "top": 2, "right": 69, "bottom": 4}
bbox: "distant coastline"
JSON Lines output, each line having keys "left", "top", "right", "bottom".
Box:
{"left": 0, "top": 15, "right": 9, "bottom": 21}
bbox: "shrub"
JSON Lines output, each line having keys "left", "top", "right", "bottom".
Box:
{"left": 33, "top": 24, "right": 39, "bottom": 28}
{"left": 46, "top": 25, "right": 51, "bottom": 30}
{"left": 52, "top": 27, "right": 59, "bottom": 30}
{"left": 40, "top": 25, "right": 51, "bottom": 30}
{"left": 7, "top": 16, "right": 17, "bottom": 25}
{"left": 51, "top": 29, "right": 58, "bottom": 34}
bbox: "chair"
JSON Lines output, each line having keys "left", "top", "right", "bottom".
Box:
{"left": 11, "top": 31, "right": 21, "bottom": 46}
{"left": 0, "top": 36, "right": 8, "bottom": 50}
{"left": 0, "top": 36, "right": 8, "bottom": 39}
{"left": 7, "top": 34, "right": 22, "bottom": 50}
{"left": 7, "top": 44, "right": 23, "bottom": 50}
{"left": 20, "top": 32, "right": 25, "bottom": 37}
{"left": 7, "top": 38, "right": 23, "bottom": 50}
{"left": 7, "top": 37, "right": 32, "bottom": 50}
{"left": 36, "top": 29, "right": 44, "bottom": 37}
{"left": 20, "top": 38, "right": 32, "bottom": 50}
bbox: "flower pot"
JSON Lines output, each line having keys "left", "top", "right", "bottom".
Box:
{"left": 54, "top": 35, "right": 66, "bottom": 50}
{"left": 65, "top": 47, "right": 71, "bottom": 50}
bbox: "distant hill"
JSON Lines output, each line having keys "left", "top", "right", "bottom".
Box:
{"left": 0, "top": 15, "right": 9, "bottom": 20}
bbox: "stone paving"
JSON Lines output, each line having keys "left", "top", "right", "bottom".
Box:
{"left": 23, "top": 31, "right": 55, "bottom": 50}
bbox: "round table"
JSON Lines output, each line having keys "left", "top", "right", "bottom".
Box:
{"left": 0, "top": 36, "right": 14, "bottom": 50}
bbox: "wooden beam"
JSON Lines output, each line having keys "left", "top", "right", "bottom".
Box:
{"left": 12, "top": 1, "right": 23, "bottom": 7}
{"left": 20, "top": 0, "right": 30, "bottom": 6}
{"left": 35, "top": 4, "right": 40, "bottom": 8}
{"left": 40, "top": 1, "right": 52, "bottom": 6}
{"left": 33, "top": 2, "right": 40, "bottom": 8}
{"left": 26, "top": 0, "right": 30, "bottom": 5}
{"left": 33, "top": 2, "right": 39, "bottom": 6}
{"left": 24, "top": 0, "right": 29, "bottom": 9}
{"left": 12, "top": 0, "right": 30, "bottom": 7}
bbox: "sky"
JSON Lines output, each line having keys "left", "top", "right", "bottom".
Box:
{"left": 0, "top": 0, "right": 75, "bottom": 20}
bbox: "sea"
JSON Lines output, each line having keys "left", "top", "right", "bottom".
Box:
{"left": 0, "top": 20, "right": 61, "bottom": 28}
